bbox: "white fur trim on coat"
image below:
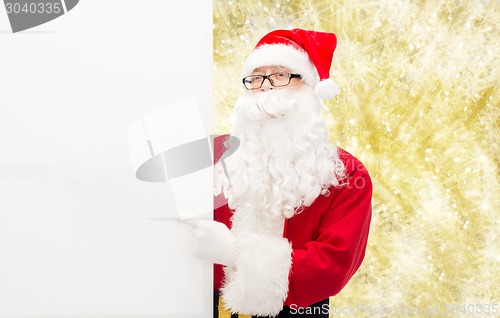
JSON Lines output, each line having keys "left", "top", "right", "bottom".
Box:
{"left": 221, "top": 231, "right": 293, "bottom": 316}
{"left": 243, "top": 44, "right": 319, "bottom": 87}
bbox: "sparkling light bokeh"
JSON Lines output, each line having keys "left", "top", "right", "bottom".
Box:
{"left": 214, "top": 0, "right": 499, "bottom": 316}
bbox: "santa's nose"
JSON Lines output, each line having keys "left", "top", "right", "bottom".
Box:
{"left": 260, "top": 78, "right": 273, "bottom": 91}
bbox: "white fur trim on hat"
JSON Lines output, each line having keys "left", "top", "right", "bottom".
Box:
{"left": 221, "top": 232, "right": 293, "bottom": 316}
{"left": 243, "top": 44, "right": 320, "bottom": 87}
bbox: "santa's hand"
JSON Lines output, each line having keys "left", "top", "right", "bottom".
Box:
{"left": 184, "top": 219, "right": 236, "bottom": 267}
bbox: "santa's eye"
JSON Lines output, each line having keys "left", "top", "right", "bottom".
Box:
{"left": 250, "top": 75, "right": 263, "bottom": 82}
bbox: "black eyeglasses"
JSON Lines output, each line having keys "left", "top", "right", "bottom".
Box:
{"left": 242, "top": 72, "right": 302, "bottom": 90}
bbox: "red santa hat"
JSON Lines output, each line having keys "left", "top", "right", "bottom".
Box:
{"left": 243, "top": 28, "right": 340, "bottom": 99}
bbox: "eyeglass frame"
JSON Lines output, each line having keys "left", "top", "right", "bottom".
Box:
{"left": 242, "top": 72, "right": 303, "bottom": 90}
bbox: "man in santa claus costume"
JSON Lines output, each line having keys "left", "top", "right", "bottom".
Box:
{"left": 189, "top": 28, "right": 372, "bottom": 317}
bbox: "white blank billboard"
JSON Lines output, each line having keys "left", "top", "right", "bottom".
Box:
{"left": 0, "top": 1, "right": 213, "bottom": 317}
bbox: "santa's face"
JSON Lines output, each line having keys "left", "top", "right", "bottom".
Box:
{"left": 234, "top": 74, "right": 322, "bottom": 123}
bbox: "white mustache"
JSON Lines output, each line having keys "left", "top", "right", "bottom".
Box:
{"left": 236, "top": 90, "right": 297, "bottom": 121}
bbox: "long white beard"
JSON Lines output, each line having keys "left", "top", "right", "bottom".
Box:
{"left": 215, "top": 85, "right": 345, "bottom": 228}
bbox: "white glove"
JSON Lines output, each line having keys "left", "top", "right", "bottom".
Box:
{"left": 185, "top": 219, "right": 236, "bottom": 267}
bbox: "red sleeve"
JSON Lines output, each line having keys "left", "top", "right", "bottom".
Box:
{"left": 285, "top": 153, "right": 372, "bottom": 307}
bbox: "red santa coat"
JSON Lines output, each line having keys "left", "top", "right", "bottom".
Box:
{"left": 213, "top": 136, "right": 372, "bottom": 316}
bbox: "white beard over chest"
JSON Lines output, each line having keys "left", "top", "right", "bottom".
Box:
{"left": 215, "top": 85, "right": 345, "bottom": 234}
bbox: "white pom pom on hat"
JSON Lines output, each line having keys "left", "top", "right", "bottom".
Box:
{"left": 242, "top": 28, "right": 340, "bottom": 99}
{"left": 315, "top": 78, "right": 340, "bottom": 99}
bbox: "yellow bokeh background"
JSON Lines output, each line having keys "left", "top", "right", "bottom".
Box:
{"left": 213, "top": 0, "right": 499, "bottom": 317}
